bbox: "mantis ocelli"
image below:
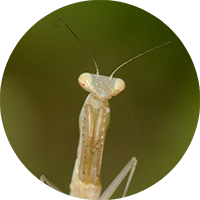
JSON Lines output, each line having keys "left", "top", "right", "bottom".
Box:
{"left": 40, "top": 16, "right": 171, "bottom": 200}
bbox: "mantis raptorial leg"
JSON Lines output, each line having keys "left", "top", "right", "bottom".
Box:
{"left": 40, "top": 16, "right": 170, "bottom": 199}
{"left": 40, "top": 175, "right": 66, "bottom": 200}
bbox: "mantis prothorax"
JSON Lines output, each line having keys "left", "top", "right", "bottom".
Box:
{"left": 40, "top": 16, "right": 170, "bottom": 200}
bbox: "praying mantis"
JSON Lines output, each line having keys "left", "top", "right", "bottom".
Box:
{"left": 40, "top": 16, "right": 170, "bottom": 200}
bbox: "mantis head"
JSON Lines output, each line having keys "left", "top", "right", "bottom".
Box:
{"left": 78, "top": 73, "right": 125, "bottom": 101}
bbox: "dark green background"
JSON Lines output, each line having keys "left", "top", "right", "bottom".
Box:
{"left": 1, "top": 1, "right": 199, "bottom": 199}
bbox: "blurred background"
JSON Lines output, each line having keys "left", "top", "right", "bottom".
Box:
{"left": 1, "top": 1, "right": 199, "bottom": 199}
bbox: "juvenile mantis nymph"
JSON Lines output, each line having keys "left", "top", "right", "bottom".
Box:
{"left": 40, "top": 16, "right": 170, "bottom": 200}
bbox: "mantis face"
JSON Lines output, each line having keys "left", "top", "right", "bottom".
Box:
{"left": 78, "top": 72, "right": 125, "bottom": 101}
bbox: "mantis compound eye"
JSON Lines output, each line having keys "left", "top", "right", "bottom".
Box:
{"left": 78, "top": 72, "right": 93, "bottom": 92}
{"left": 112, "top": 78, "right": 125, "bottom": 96}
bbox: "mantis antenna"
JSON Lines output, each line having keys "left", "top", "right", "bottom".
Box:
{"left": 110, "top": 41, "right": 171, "bottom": 79}
{"left": 56, "top": 15, "right": 171, "bottom": 79}
{"left": 56, "top": 15, "right": 100, "bottom": 75}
